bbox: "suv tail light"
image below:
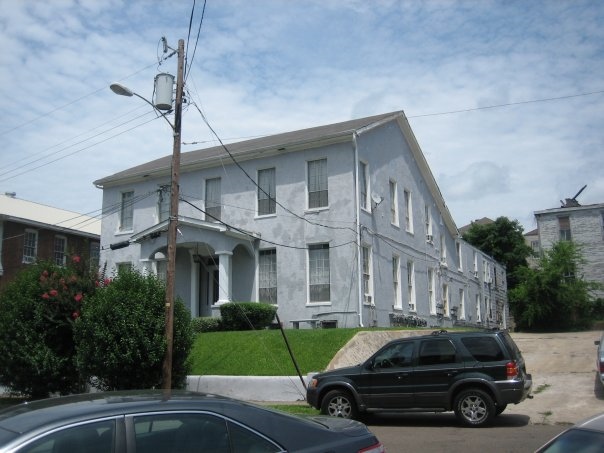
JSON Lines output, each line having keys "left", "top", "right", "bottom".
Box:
{"left": 359, "top": 441, "right": 385, "bottom": 453}
{"left": 506, "top": 361, "right": 519, "bottom": 380}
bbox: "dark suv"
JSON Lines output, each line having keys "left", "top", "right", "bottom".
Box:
{"left": 307, "top": 329, "right": 532, "bottom": 427}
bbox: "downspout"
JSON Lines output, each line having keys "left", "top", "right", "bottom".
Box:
{"left": 353, "top": 132, "right": 364, "bottom": 327}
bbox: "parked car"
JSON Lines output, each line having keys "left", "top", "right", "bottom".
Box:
{"left": 0, "top": 390, "right": 384, "bottom": 453}
{"left": 535, "top": 411, "right": 604, "bottom": 452}
{"left": 307, "top": 329, "right": 532, "bottom": 427}
{"left": 595, "top": 333, "right": 604, "bottom": 385}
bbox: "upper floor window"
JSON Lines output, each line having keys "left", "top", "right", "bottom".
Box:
{"left": 559, "top": 216, "right": 571, "bottom": 241}
{"left": 23, "top": 229, "right": 38, "bottom": 264}
{"left": 158, "top": 185, "right": 170, "bottom": 222}
{"left": 205, "top": 177, "right": 222, "bottom": 221}
{"left": 307, "top": 159, "right": 328, "bottom": 209}
{"left": 257, "top": 168, "right": 276, "bottom": 216}
{"left": 456, "top": 241, "right": 462, "bottom": 270}
{"left": 54, "top": 236, "right": 66, "bottom": 266}
{"left": 473, "top": 251, "right": 478, "bottom": 277}
{"left": 390, "top": 180, "right": 399, "bottom": 226}
{"left": 308, "top": 243, "right": 330, "bottom": 302}
{"left": 392, "top": 255, "right": 402, "bottom": 310}
{"left": 404, "top": 189, "right": 413, "bottom": 233}
{"left": 359, "top": 161, "right": 369, "bottom": 211}
{"left": 425, "top": 204, "right": 433, "bottom": 240}
{"left": 440, "top": 234, "right": 447, "bottom": 265}
{"left": 361, "top": 245, "right": 373, "bottom": 304}
{"left": 259, "top": 249, "right": 277, "bottom": 304}
{"left": 120, "top": 191, "right": 134, "bottom": 231}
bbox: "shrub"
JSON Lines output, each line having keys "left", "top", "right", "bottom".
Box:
{"left": 219, "top": 302, "right": 276, "bottom": 331}
{"left": 74, "top": 269, "right": 193, "bottom": 390}
{"left": 191, "top": 316, "right": 222, "bottom": 333}
{"left": 0, "top": 257, "right": 97, "bottom": 398}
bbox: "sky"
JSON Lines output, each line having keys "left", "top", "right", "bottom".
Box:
{"left": 1, "top": 0, "right": 603, "bottom": 233}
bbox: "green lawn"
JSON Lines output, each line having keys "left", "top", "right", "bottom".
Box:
{"left": 189, "top": 328, "right": 365, "bottom": 376}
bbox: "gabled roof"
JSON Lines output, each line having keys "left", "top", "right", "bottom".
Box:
{"left": 458, "top": 217, "right": 494, "bottom": 236}
{"left": 94, "top": 111, "right": 458, "bottom": 236}
{"left": 0, "top": 194, "right": 100, "bottom": 237}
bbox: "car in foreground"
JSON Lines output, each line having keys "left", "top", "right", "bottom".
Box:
{"left": 595, "top": 333, "right": 604, "bottom": 385}
{"left": 535, "top": 411, "right": 604, "bottom": 452}
{"left": 307, "top": 329, "right": 532, "bottom": 427}
{"left": 0, "top": 390, "right": 384, "bottom": 453}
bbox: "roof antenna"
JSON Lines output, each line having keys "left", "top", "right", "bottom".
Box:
{"left": 561, "top": 185, "right": 587, "bottom": 208}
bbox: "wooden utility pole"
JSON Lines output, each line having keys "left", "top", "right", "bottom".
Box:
{"left": 162, "top": 38, "right": 185, "bottom": 393}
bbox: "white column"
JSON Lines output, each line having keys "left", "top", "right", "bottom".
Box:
{"left": 216, "top": 250, "right": 233, "bottom": 305}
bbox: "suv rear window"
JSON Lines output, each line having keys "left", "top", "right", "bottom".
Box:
{"left": 461, "top": 337, "right": 504, "bottom": 362}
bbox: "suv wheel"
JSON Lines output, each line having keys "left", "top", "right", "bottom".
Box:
{"left": 321, "top": 390, "right": 358, "bottom": 419}
{"left": 453, "top": 388, "right": 495, "bottom": 427}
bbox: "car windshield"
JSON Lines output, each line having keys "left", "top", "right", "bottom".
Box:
{"left": 538, "top": 428, "right": 604, "bottom": 452}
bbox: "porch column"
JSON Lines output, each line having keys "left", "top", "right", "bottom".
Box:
{"left": 216, "top": 250, "right": 233, "bottom": 305}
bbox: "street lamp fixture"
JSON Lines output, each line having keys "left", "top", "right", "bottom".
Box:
{"left": 109, "top": 39, "right": 185, "bottom": 393}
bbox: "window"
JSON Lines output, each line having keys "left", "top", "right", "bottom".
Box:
{"left": 425, "top": 204, "right": 432, "bottom": 240}
{"left": 559, "top": 216, "right": 571, "bottom": 241}
{"left": 404, "top": 189, "right": 413, "bottom": 233}
{"left": 156, "top": 260, "right": 167, "bottom": 282}
{"left": 407, "top": 260, "right": 416, "bottom": 311}
{"left": 373, "top": 341, "right": 414, "bottom": 369}
{"left": 389, "top": 180, "right": 398, "bottom": 225}
{"left": 90, "top": 242, "right": 100, "bottom": 271}
{"left": 359, "top": 161, "right": 369, "bottom": 211}
{"left": 456, "top": 242, "right": 462, "bottom": 270}
{"left": 485, "top": 295, "right": 491, "bottom": 320}
{"left": 120, "top": 191, "right": 134, "bottom": 231}
{"left": 307, "top": 158, "right": 328, "bottom": 209}
{"left": 440, "top": 234, "right": 447, "bottom": 264}
{"left": 442, "top": 283, "right": 449, "bottom": 317}
{"left": 22, "top": 229, "right": 38, "bottom": 263}
{"left": 418, "top": 339, "right": 458, "bottom": 366}
{"left": 54, "top": 236, "right": 66, "bottom": 266}
{"left": 158, "top": 185, "right": 170, "bottom": 222}
{"left": 428, "top": 268, "right": 435, "bottom": 314}
{"left": 476, "top": 294, "right": 482, "bottom": 322}
{"left": 392, "top": 255, "right": 402, "bottom": 309}
{"left": 361, "top": 245, "right": 373, "bottom": 304}
{"left": 17, "top": 420, "right": 115, "bottom": 453}
{"left": 257, "top": 168, "right": 276, "bottom": 216}
{"left": 117, "top": 262, "right": 131, "bottom": 274}
{"left": 461, "top": 337, "right": 504, "bottom": 362}
{"left": 483, "top": 262, "right": 491, "bottom": 283}
{"left": 473, "top": 251, "right": 478, "bottom": 277}
{"left": 459, "top": 288, "right": 466, "bottom": 320}
{"left": 308, "top": 244, "right": 330, "bottom": 302}
{"left": 259, "top": 249, "right": 277, "bottom": 303}
{"left": 205, "top": 177, "right": 221, "bottom": 221}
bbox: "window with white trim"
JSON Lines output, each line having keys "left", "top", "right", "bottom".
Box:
{"left": 456, "top": 241, "right": 462, "bottom": 271}
{"left": 442, "top": 283, "right": 449, "bottom": 317}
{"left": 476, "top": 294, "right": 482, "bottom": 322}
{"left": 359, "top": 161, "right": 369, "bottom": 211}
{"left": 257, "top": 168, "right": 276, "bottom": 216}
{"left": 407, "top": 260, "right": 416, "bottom": 311}
{"left": 23, "top": 229, "right": 38, "bottom": 264}
{"left": 158, "top": 185, "right": 170, "bottom": 222}
{"left": 307, "top": 159, "right": 328, "bottom": 209}
{"left": 205, "top": 177, "right": 221, "bottom": 221}
{"left": 559, "top": 216, "right": 571, "bottom": 241}
{"left": 120, "top": 191, "right": 134, "bottom": 231}
{"left": 54, "top": 236, "right": 66, "bottom": 266}
{"left": 392, "top": 255, "right": 402, "bottom": 310}
{"left": 90, "top": 242, "right": 100, "bottom": 271}
{"left": 404, "top": 189, "right": 413, "bottom": 233}
{"left": 308, "top": 244, "right": 330, "bottom": 302}
{"left": 259, "top": 249, "right": 277, "bottom": 303}
{"left": 440, "top": 234, "right": 447, "bottom": 265}
{"left": 473, "top": 251, "right": 478, "bottom": 277}
{"left": 389, "top": 180, "right": 399, "bottom": 226}
{"left": 428, "top": 268, "right": 435, "bottom": 314}
{"left": 361, "top": 245, "right": 373, "bottom": 304}
{"left": 459, "top": 288, "right": 466, "bottom": 320}
{"left": 425, "top": 204, "right": 433, "bottom": 240}
{"left": 485, "top": 295, "right": 491, "bottom": 320}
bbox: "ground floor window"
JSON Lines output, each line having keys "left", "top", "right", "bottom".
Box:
{"left": 259, "top": 249, "right": 277, "bottom": 303}
{"left": 308, "top": 243, "right": 330, "bottom": 302}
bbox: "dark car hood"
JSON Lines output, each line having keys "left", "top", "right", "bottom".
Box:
{"left": 313, "top": 364, "right": 364, "bottom": 378}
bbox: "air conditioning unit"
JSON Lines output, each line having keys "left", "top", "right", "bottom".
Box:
{"left": 473, "top": 271, "right": 479, "bottom": 278}
{"left": 426, "top": 234, "right": 433, "bottom": 243}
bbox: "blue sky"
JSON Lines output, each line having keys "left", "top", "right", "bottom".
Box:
{"left": 1, "top": 0, "right": 603, "bottom": 231}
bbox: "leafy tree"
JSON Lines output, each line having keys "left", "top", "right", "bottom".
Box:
{"left": 0, "top": 257, "right": 97, "bottom": 398}
{"left": 75, "top": 269, "right": 193, "bottom": 390}
{"left": 509, "top": 241, "right": 596, "bottom": 331}
{"left": 462, "top": 216, "right": 533, "bottom": 289}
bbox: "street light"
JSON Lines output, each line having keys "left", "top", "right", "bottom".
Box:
{"left": 110, "top": 38, "right": 185, "bottom": 393}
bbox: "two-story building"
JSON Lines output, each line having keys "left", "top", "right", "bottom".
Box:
{"left": 94, "top": 111, "right": 507, "bottom": 329}
{"left": 0, "top": 193, "right": 101, "bottom": 289}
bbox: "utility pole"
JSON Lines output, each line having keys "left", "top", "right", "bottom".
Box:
{"left": 162, "top": 38, "right": 185, "bottom": 393}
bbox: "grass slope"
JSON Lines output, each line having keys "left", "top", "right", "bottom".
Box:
{"left": 189, "top": 328, "right": 364, "bottom": 376}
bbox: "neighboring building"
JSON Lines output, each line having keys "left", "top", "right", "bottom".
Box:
{"left": 458, "top": 217, "right": 494, "bottom": 237}
{"left": 94, "top": 111, "right": 507, "bottom": 329}
{"left": 534, "top": 202, "right": 604, "bottom": 299}
{"left": 523, "top": 228, "right": 540, "bottom": 268}
{"left": 0, "top": 193, "right": 101, "bottom": 289}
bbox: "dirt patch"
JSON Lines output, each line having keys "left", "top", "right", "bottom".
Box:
{"left": 328, "top": 330, "right": 603, "bottom": 425}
